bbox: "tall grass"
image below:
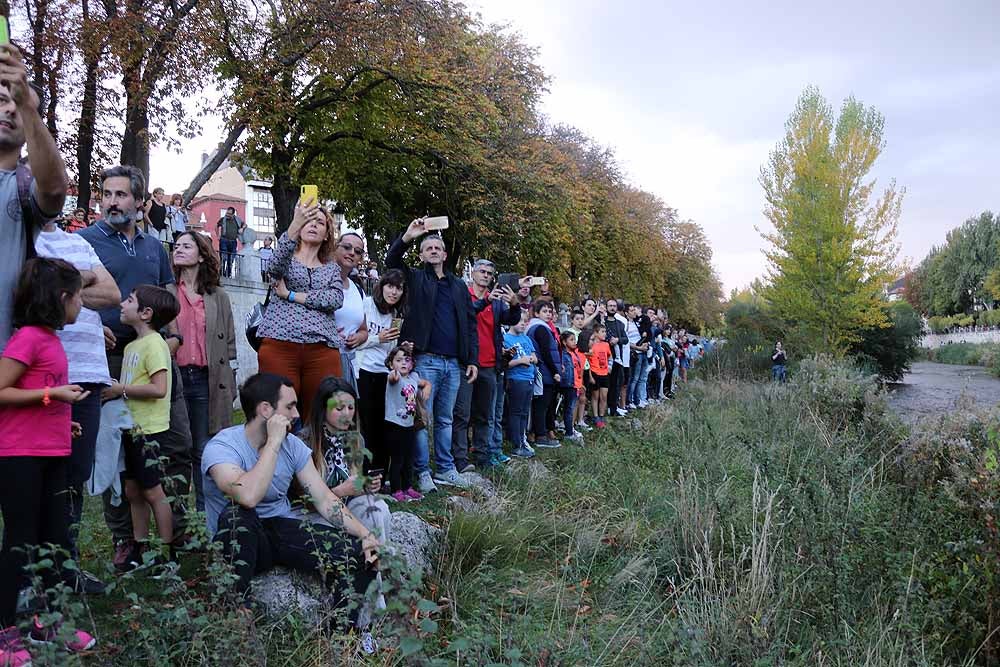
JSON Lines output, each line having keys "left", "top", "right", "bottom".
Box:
{"left": 49, "top": 358, "right": 1000, "bottom": 665}
{"left": 923, "top": 342, "right": 1000, "bottom": 376}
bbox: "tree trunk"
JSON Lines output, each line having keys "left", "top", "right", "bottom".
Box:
{"left": 44, "top": 43, "right": 62, "bottom": 137}
{"left": 181, "top": 121, "right": 247, "bottom": 205}
{"left": 75, "top": 0, "right": 100, "bottom": 213}
{"left": 270, "top": 143, "right": 296, "bottom": 237}
{"left": 27, "top": 0, "right": 46, "bottom": 92}
{"left": 119, "top": 66, "right": 150, "bottom": 186}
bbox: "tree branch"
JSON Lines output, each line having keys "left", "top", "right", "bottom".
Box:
{"left": 181, "top": 121, "right": 247, "bottom": 204}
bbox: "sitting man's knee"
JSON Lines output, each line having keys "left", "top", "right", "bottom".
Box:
{"left": 215, "top": 503, "right": 259, "bottom": 535}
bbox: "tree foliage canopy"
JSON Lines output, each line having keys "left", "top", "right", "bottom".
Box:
{"left": 18, "top": 0, "right": 723, "bottom": 325}
{"left": 759, "top": 87, "right": 902, "bottom": 353}
{"left": 904, "top": 211, "right": 1000, "bottom": 317}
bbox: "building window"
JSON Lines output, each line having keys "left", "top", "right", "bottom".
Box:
{"left": 251, "top": 214, "right": 275, "bottom": 247}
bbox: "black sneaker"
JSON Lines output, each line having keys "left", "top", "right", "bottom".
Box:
{"left": 64, "top": 569, "right": 107, "bottom": 595}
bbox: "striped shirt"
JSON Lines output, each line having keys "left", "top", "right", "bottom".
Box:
{"left": 35, "top": 229, "right": 112, "bottom": 385}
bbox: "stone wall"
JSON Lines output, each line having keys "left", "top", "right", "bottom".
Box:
{"left": 220, "top": 276, "right": 268, "bottom": 385}
{"left": 921, "top": 329, "right": 1000, "bottom": 349}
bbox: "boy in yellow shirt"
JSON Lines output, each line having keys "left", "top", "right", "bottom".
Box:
{"left": 103, "top": 285, "right": 179, "bottom": 571}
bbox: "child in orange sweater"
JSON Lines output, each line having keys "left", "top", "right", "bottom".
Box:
{"left": 587, "top": 324, "right": 611, "bottom": 428}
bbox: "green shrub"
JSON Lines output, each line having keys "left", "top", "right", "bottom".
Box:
{"left": 851, "top": 301, "right": 923, "bottom": 381}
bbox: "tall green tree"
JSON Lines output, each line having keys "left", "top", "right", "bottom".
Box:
{"left": 759, "top": 87, "right": 903, "bottom": 353}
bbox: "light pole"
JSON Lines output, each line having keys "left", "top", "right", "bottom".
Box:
{"left": 332, "top": 203, "right": 346, "bottom": 233}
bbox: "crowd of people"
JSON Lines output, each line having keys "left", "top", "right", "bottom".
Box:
{"left": 0, "top": 42, "right": 715, "bottom": 665}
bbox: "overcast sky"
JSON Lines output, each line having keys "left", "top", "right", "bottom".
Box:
{"left": 150, "top": 0, "right": 1000, "bottom": 292}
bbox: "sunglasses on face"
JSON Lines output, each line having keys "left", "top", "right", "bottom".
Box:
{"left": 338, "top": 243, "right": 364, "bottom": 255}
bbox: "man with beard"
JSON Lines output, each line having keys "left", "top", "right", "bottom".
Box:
{"left": 78, "top": 165, "right": 194, "bottom": 572}
{"left": 0, "top": 44, "right": 69, "bottom": 352}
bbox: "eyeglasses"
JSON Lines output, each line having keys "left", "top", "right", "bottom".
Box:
{"left": 477, "top": 269, "right": 495, "bottom": 277}
{"left": 338, "top": 243, "right": 365, "bottom": 256}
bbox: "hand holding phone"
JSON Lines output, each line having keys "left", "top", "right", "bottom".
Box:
{"left": 422, "top": 216, "right": 449, "bottom": 231}
{"left": 299, "top": 184, "right": 318, "bottom": 206}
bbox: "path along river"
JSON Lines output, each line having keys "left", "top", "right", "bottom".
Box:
{"left": 888, "top": 361, "right": 1000, "bottom": 421}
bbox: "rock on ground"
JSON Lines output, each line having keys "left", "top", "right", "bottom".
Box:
{"left": 251, "top": 511, "right": 442, "bottom": 623}
{"left": 389, "top": 511, "right": 443, "bottom": 574}
{"left": 458, "top": 471, "right": 497, "bottom": 498}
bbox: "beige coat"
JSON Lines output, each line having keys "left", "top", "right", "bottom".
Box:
{"left": 169, "top": 284, "right": 237, "bottom": 435}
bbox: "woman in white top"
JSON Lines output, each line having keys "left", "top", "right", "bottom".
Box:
{"left": 332, "top": 231, "right": 370, "bottom": 388}
{"left": 354, "top": 269, "right": 407, "bottom": 477}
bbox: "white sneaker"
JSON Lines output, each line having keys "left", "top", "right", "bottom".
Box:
{"left": 615, "top": 408, "right": 628, "bottom": 417}
{"left": 638, "top": 400, "right": 649, "bottom": 408}
{"left": 433, "top": 468, "right": 471, "bottom": 488}
{"left": 361, "top": 631, "right": 378, "bottom": 655}
{"left": 626, "top": 403, "right": 637, "bottom": 410}
{"left": 416, "top": 471, "right": 438, "bottom": 494}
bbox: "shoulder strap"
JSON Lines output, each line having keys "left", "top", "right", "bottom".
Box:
{"left": 16, "top": 159, "right": 36, "bottom": 261}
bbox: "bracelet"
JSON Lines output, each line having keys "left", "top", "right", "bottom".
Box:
{"left": 121, "top": 385, "right": 128, "bottom": 401}
{"left": 42, "top": 386, "right": 51, "bottom": 406}
{"left": 287, "top": 291, "right": 296, "bottom": 303}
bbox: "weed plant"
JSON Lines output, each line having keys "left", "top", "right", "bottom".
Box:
{"left": 10, "top": 357, "right": 1000, "bottom": 665}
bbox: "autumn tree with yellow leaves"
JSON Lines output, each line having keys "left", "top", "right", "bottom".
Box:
{"left": 759, "top": 87, "right": 903, "bottom": 353}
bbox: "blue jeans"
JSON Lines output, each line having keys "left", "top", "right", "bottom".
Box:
{"left": 561, "top": 387, "right": 577, "bottom": 434}
{"left": 413, "top": 354, "right": 462, "bottom": 475}
{"left": 489, "top": 370, "right": 505, "bottom": 458}
{"left": 505, "top": 379, "right": 533, "bottom": 446}
{"left": 772, "top": 364, "right": 787, "bottom": 382}
{"left": 180, "top": 366, "right": 210, "bottom": 511}
{"left": 220, "top": 237, "right": 238, "bottom": 277}
{"left": 637, "top": 356, "right": 653, "bottom": 403}
{"left": 628, "top": 353, "right": 649, "bottom": 405}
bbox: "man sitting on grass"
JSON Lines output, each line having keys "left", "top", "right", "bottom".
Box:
{"left": 202, "top": 373, "right": 381, "bottom": 630}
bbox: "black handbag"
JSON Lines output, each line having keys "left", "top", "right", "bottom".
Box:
{"left": 245, "top": 287, "right": 272, "bottom": 352}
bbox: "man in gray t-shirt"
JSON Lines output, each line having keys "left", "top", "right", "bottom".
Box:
{"left": 202, "top": 373, "right": 382, "bottom": 607}
{"left": 202, "top": 425, "right": 312, "bottom": 538}
{"left": 0, "top": 45, "right": 69, "bottom": 350}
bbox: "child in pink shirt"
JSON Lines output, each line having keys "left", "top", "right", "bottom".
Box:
{"left": 0, "top": 258, "right": 96, "bottom": 661}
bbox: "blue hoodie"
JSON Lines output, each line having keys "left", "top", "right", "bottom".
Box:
{"left": 558, "top": 349, "right": 575, "bottom": 388}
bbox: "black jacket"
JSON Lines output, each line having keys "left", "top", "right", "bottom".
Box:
{"left": 386, "top": 234, "right": 478, "bottom": 368}
{"left": 472, "top": 295, "right": 523, "bottom": 369}
{"left": 605, "top": 315, "right": 628, "bottom": 365}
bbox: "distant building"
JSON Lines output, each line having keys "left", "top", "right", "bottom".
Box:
{"left": 189, "top": 152, "right": 275, "bottom": 252}
{"left": 886, "top": 276, "right": 905, "bottom": 302}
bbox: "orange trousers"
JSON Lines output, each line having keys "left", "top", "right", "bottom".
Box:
{"left": 257, "top": 338, "right": 343, "bottom": 421}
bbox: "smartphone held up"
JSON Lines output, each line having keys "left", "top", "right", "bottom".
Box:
{"left": 299, "top": 184, "right": 318, "bottom": 206}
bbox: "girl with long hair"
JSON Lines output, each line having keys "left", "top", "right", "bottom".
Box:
{"left": 354, "top": 269, "right": 407, "bottom": 478}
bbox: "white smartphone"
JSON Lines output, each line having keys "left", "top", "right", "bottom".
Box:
{"left": 529, "top": 276, "right": 546, "bottom": 287}
{"left": 423, "top": 216, "right": 449, "bottom": 231}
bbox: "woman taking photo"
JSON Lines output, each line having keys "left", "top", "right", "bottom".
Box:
{"left": 354, "top": 269, "right": 407, "bottom": 476}
{"left": 257, "top": 200, "right": 343, "bottom": 421}
{"left": 332, "top": 231, "right": 370, "bottom": 387}
{"left": 527, "top": 300, "right": 562, "bottom": 449}
{"left": 169, "top": 232, "right": 237, "bottom": 511}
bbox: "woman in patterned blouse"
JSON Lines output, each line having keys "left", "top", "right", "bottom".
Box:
{"left": 257, "top": 199, "right": 344, "bottom": 421}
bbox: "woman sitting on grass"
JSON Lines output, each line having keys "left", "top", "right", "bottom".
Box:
{"left": 294, "top": 377, "right": 392, "bottom": 542}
